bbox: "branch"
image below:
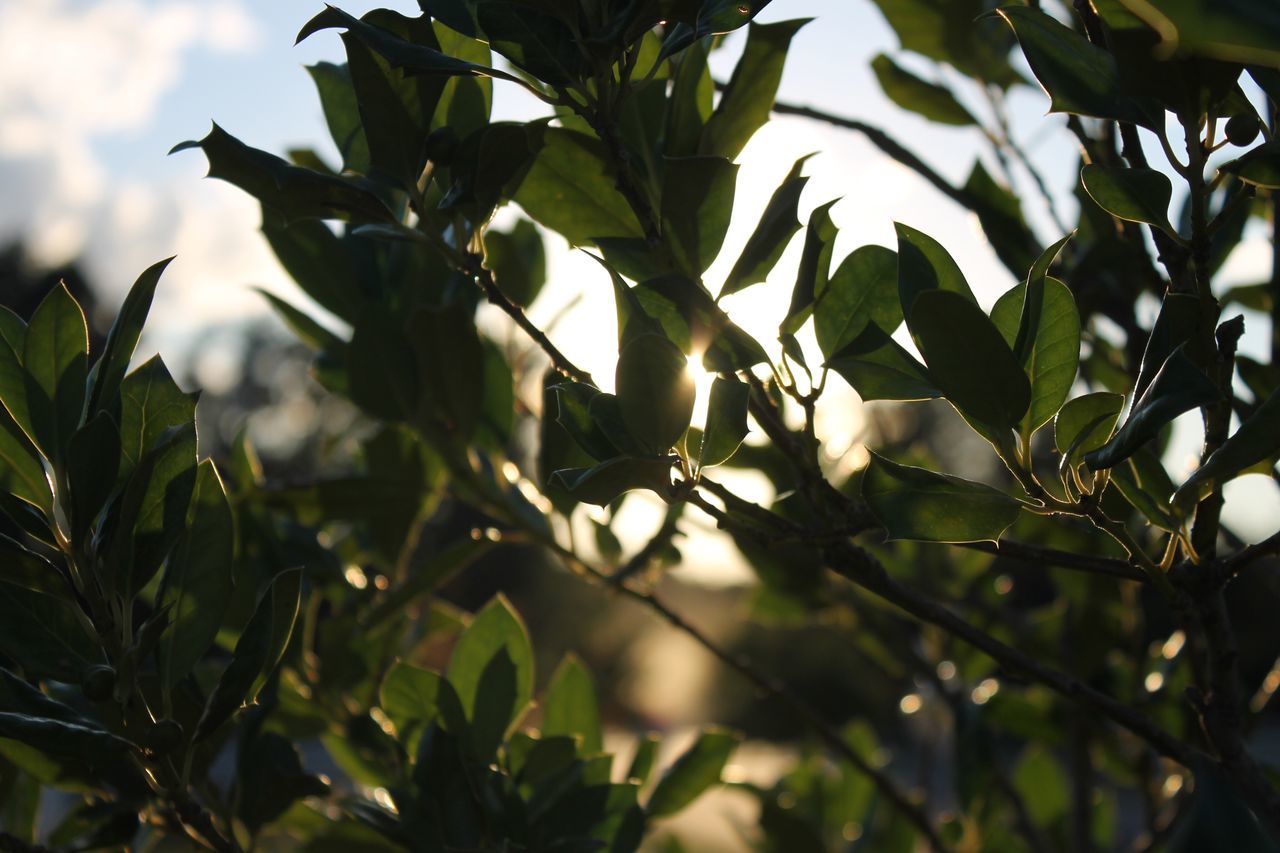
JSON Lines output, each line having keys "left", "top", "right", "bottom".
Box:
{"left": 1222, "top": 530, "right": 1280, "bottom": 579}
{"left": 959, "top": 539, "right": 1147, "bottom": 583}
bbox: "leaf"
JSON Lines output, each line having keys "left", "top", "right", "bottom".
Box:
{"left": 380, "top": 662, "right": 467, "bottom": 736}
{"left": 347, "top": 307, "right": 418, "bottom": 422}
{"left": 260, "top": 212, "right": 361, "bottom": 322}
{"left": 895, "top": 222, "right": 975, "bottom": 317}
{"left": 964, "top": 161, "right": 1037, "bottom": 277}
{"left": 542, "top": 654, "right": 602, "bottom": 754}
{"left": 257, "top": 290, "right": 344, "bottom": 352}
{"left": 23, "top": 283, "right": 88, "bottom": 467}
{"left": 990, "top": 277, "right": 1081, "bottom": 434}
{"left": 781, "top": 200, "right": 839, "bottom": 334}
{"left": 720, "top": 154, "right": 811, "bottom": 297}
{"left": 646, "top": 728, "right": 737, "bottom": 817}
{"left": 86, "top": 257, "right": 172, "bottom": 416}
{"left": 1081, "top": 165, "right": 1176, "bottom": 234}
{"left": 661, "top": 156, "right": 738, "bottom": 276}
{"left": 1109, "top": 447, "right": 1179, "bottom": 530}
{"left": 615, "top": 333, "right": 695, "bottom": 454}
{"left": 1086, "top": 345, "right": 1221, "bottom": 470}
{"left": 67, "top": 412, "right": 121, "bottom": 543}
{"left": 861, "top": 452, "right": 1024, "bottom": 543}
{"left": 627, "top": 274, "right": 769, "bottom": 372}
{"left": 871, "top": 0, "right": 1022, "bottom": 87}
{"left": 515, "top": 128, "right": 644, "bottom": 245}
{"left": 157, "top": 461, "right": 234, "bottom": 689}
{"left": 196, "top": 568, "right": 302, "bottom": 740}
{"left": 0, "top": 534, "right": 60, "bottom": 595}
{"left": 825, "top": 322, "right": 940, "bottom": 402}
{"left": 475, "top": 1, "right": 589, "bottom": 86}
{"left": 992, "top": 6, "right": 1161, "bottom": 130}
{"left": 1055, "top": 391, "right": 1124, "bottom": 467}
{"left": 407, "top": 302, "right": 485, "bottom": 440}
{"left": 0, "top": 670, "right": 83, "bottom": 726}
{"left": 447, "top": 595, "right": 534, "bottom": 721}
{"left": 306, "top": 61, "right": 371, "bottom": 175}
{"left": 1115, "top": 0, "right": 1280, "bottom": 70}
{"left": 814, "top": 245, "right": 900, "bottom": 359}
{"left": 1136, "top": 293, "right": 1201, "bottom": 399}
{"left": 664, "top": 40, "right": 713, "bottom": 158}
{"left": 116, "top": 356, "right": 198, "bottom": 474}
{"left": 469, "top": 648, "right": 519, "bottom": 760}
{"left": 0, "top": 412, "right": 52, "bottom": 515}
{"left": 484, "top": 219, "right": 546, "bottom": 307}
{"left": 1172, "top": 384, "right": 1280, "bottom": 513}
{"left": 699, "top": 19, "right": 809, "bottom": 159}
{"left": 236, "top": 732, "right": 329, "bottom": 831}
{"left": 551, "top": 457, "right": 673, "bottom": 507}
{"left": 908, "top": 290, "right": 1030, "bottom": 430}
{"left": 698, "top": 376, "right": 750, "bottom": 468}
{"left": 0, "top": 714, "right": 134, "bottom": 763}
{"left": 552, "top": 383, "right": 621, "bottom": 462}
{"left": 872, "top": 53, "right": 975, "bottom": 125}
{"left": 1220, "top": 140, "right": 1280, "bottom": 189}
{"left": 0, "top": 581, "right": 99, "bottom": 682}
{"left": 172, "top": 124, "right": 395, "bottom": 224}
{"left": 1013, "top": 747, "right": 1069, "bottom": 826}
{"left": 122, "top": 422, "right": 198, "bottom": 595}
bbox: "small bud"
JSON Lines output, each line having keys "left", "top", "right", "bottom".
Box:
{"left": 425, "top": 127, "right": 459, "bottom": 167}
{"left": 1225, "top": 114, "right": 1261, "bottom": 147}
{"left": 81, "top": 665, "right": 116, "bottom": 702}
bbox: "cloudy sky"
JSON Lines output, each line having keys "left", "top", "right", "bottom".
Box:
{"left": 2, "top": 0, "right": 1274, "bottom": 551}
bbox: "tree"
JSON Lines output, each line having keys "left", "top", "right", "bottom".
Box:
{"left": 2, "top": 0, "right": 1280, "bottom": 850}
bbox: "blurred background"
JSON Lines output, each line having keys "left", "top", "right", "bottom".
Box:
{"left": 4, "top": 1, "right": 1279, "bottom": 847}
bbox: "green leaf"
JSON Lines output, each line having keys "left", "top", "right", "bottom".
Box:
{"left": 627, "top": 733, "right": 661, "bottom": 785}
{"left": 990, "top": 277, "right": 1081, "bottom": 434}
{"left": 86, "top": 257, "right": 172, "bottom": 416}
{"left": 0, "top": 714, "right": 134, "bottom": 763}
{"left": 1136, "top": 293, "right": 1202, "bottom": 399}
{"left": 1086, "top": 345, "right": 1221, "bottom": 470}
{"left": 407, "top": 302, "right": 485, "bottom": 440}
{"left": 1172, "top": 384, "right": 1280, "bottom": 513}
{"left": 615, "top": 333, "right": 695, "bottom": 454}
{"left": 861, "top": 452, "right": 1024, "bottom": 543}
{"left": 306, "top": 61, "right": 371, "bottom": 175}
{"left": 1220, "top": 140, "right": 1280, "bottom": 189}
{"left": 484, "top": 219, "right": 546, "bottom": 307}
{"left": 116, "top": 356, "right": 198, "bottom": 474}
{"left": 23, "top": 283, "right": 88, "bottom": 467}
{"left": 552, "top": 383, "right": 621, "bottom": 462}
{"left": 551, "top": 457, "right": 673, "bottom": 506}
{"left": 720, "top": 154, "right": 811, "bottom": 297}
{"left": 236, "top": 732, "right": 329, "bottom": 831}
{"left": 66, "top": 412, "right": 121, "bottom": 543}
{"left": 699, "top": 19, "right": 809, "bottom": 160}
{"left": 646, "top": 728, "right": 738, "bottom": 818}
{"left": 664, "top": 40, "right": 713, "bottom": 158}
{"left": 1055, "top": 391, "right": 1124, "bottom": 466}
{"left": 347, "top": 307, "right": 418, "bottom": 422}
{"left": 964, "top": 161, "right": 1037, "bottom": 277}
{"left": 157, "top": 461, "right": 234, "bottom": 689}
{"left": 661, "top": 156, "right": 738, "bottom": 276}
{"left": 1109, "top": 447, "right": 1179, "bottom": 530}
{"left": 380, "top": 662, "right": 467, "bottom": 737}
{"left": 0, "top": 412, "right": 52, "bottom": 515}
{"left": 0, "top": 535, "right": 60, "bottom": 595}
{"left": 992, "top": 6, "right": 1161, "bottom": 129}
{"left": 814, "top": 245, "right": 900, "bottom": 359}
{"left": 123, "top": 422, "right": 198, "bottom": 595}
{"left": 627, "top": 274, "right": 769, "bottom": 372}
{"left": 825, "top": 322, "right": 940, "bottom": 402}
{"left": 1013, "top": 747, "right": 1068, "bottom": 826}
{"left": 260, "top": 212, "right": 361, "bottom": 322}
{"left": 470, "top": 648, "right": 519, "bottom": 760}
{"left": 872, "top": 53, "right": 975, "bottom": 125}
{"left": 171, "top": 124, "right": 395, "bottom": 224}
{"left": 895, "top": 222, "right": 975, "bottom": 317}
{"left": 515, "top": 128, "right": 644, "bottom": 245}
{"left": 1081, "top": 165, "right": 1176, "bottom": 234}
{"left": 0, "top": 330, "right": 35, "bottom": 451}
{"left": 447, "top": 594, "right": 534, "bottom": 721}
{"left": 475, "top": 1, "right": 589, "bottom": 86}
{"left": 542, "top": 654, "right": 602, "bottom": 754}
{"left": 908, "top": 290, "right": 1030, "bottom": 430}
{"left": 257, "top": 290, "right": 344, "bottom": 352}
{"left": 196, "top": 568, "right": 302, "bottom": 740}
{"left": 0, "top": 581, "right": 99, "bottom": 682}
{"left": 1115, "top": 0, "right": 1280, "bottom": 70}
{"left": 699, "top": 376, "right": 750, "bottom": 468}
{"left": 0, "top": 669, "right": 83, "bottom": 723}
{"left": 871, "top": 0, "right": 1022, "bottom": 87}
{"left": 782, "top": 200, "right": 839, "bottom": 334}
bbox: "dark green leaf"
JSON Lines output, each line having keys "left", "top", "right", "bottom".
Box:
{"left": 872, "top": 53, "right": 975, "bottom": 125}
{"left": 407, "top": 302, "right": 485, "bottom": 441}
{"left": 468, "top": 648, "right": 519, "bottom": 761}
{"left": 116, "top": 356, "right": 198, "bottom": 474}
{"left": 1081, "top": 165, "right": 1176, "bottom": 234}
{"left": 1173, "top": 384, "right": 1280, "bottom": 513}
{"left": 157, "top": 461, "right": 234, "bottom": 689}
{"left": 86, "top": 257, "right": 172, "bottom": 416}
{"left": 551, "top": 457, "right": 673, "bottom": 506}
{"left": 552, "top": 383, "right": 620, "bottom": 461}
{"left": 964, "top": 161, "right": 1038, "bottom": 276}
{"left": 646, "top": 728, "right": 737, "bottom": 817}
{"left": 664, "top": 40, "right": 713, "bottom": 158}
{"left": 814, "top": 245, "right": 900, "bottom": 359}
{"left": 720, "top": 154, "right": 811, "bottom": 297}
{"left": 1220, "top": 141, "right": 1280, "bottom": 189}
{"left": 447, "top": 594, "right": 534, "bottom": 720}
{"left": 895, "top": 222, "right": 975, "bottom": 317}
{"left": 990, "top": 277, "right": 1081, "bottom": 434}
{"left": 872, "top": 0, "right": 1022, "bottom": 87}
{"left": 172, "top": 124, "right": 395, "bottom": 224}
{"left": 615, "top": 333, "right": 695, "bottom": 453}
{"left": 475, "top": 1, "right": 589, "bottom": 86}
{"left": 1086, "top": 345, "right": 1221, "bottom": 469}
{"left": 347, "top": 307, "right": 418, "bottom": 422}
{"left": 261, "top": 212, "right": 362, "bottom": 322}
{"left": 196, "top": 568, "right": 302, "bottom": 739}
{"left": 0, "top": 669, "right": 83, "bottom": 724}
{"left": 0, "top": 581, "right": 99, "bottom": 682}
{"left": 484, "top": 219, "right": 546, "bottom": 307}
{"left": 1116, "top": 0, "right": 1280, "bottom": 70}
{"left": 1136, "top": 293, "right": 1201, "bottom": 399}
{"left": 515, "top": 129, "right": 644, "bottom": 245}
{"left": 0, "top": 535, "right": 60, "bottom": 595}
{"left": 23, "top": 283, "right": 88, "bottom": 467}
{"left": 908, "top": 290, "right": 1030, "bottom": 430}
{"left": 0, "top": 714, "right": 134, "bottom": 763}
{"left": 542, "top": 654, "right": 602, "bottom": 753}
{"left": 861, "top": 452, "right": 1023, "bottom": 543}
{"left": 825, "top": 322, "right": 940, "bottom": 402}
{"left": 123, "top": 422, "right": 198, "bottom": 595}
{"left": 307, "top": 61, "right": 372, "bottom": 175}
{"left": 661, "top": 156, "right": 738, "bottom": 275}
{"left": 0, "top": 412, "right": 52, "bottom": 515}
{"left": 237, "top": 732, "right": 329, "bottom": 831}
{"left": 992, "top": 6, "right": 1161, "bottom": 129}
{"left": 1109, "top": 447, "right": 1179, "bottom": 530}
{"left": 257, "top": 290, "right": 345, "bottom": 352}
{"left": 699, "top": 19, "right": 809, "bottom": 159}
{"left": 67, "top": 412, "right": 121, "bottom": 543}
{"left": 782, "top": 200, "right": 838, "bottom": 334}
{"left": 699, "top": 376, "right": 749, "bottom": 468}
{"left": 1055, "top": 391, "right": 1124, "bottom": 466}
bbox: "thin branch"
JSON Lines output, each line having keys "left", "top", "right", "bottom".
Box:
{"left": 1223, "top": 530, "right": 1280, "bottom": 579}
{"left": 959, "top": 539, "right": 1147, "bottom": 583}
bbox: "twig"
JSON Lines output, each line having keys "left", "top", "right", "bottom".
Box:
{"left": 959, "top": 539, "right": 1147, "bottom": 582}
{"left": 1222, "top": 530, "right": 1280, "bottom": 579}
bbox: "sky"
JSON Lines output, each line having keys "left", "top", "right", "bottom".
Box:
{"left": 1, "top": 0, "right": 1276, "bottom": 567}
